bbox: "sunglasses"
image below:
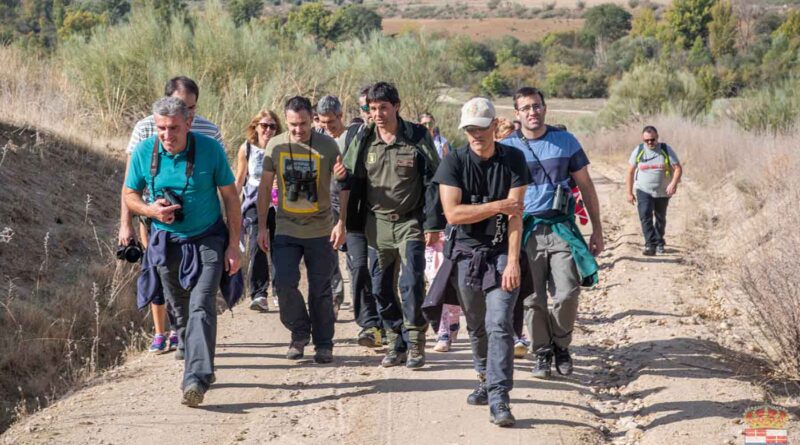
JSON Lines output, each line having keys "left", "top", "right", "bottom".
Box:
{"left": 258, "top": 122, "right": 278, "bottom": 130}
{"left": 360, "top": 104, "right": 370, "bottom": 112}
{"left": 643, "top": 138, "right": 657, "bottom": 143}
{"left": 422, "top": 121, "right": 434, "bottom": 128}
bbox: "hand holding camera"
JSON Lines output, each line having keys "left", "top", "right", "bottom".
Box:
{"left": 149, "top": 197, "right": 182, "bottom": 224}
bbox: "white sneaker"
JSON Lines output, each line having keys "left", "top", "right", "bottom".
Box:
{"left": 250, "top": 296, "right": 269, "bottom": 312}
{"left": 433, "top": 334, "right": 451, "bottom": 352}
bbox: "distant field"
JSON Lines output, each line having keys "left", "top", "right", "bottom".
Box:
{"left": 383, "top": 17, "right": 584, "bottom": 41}
{"left": 379, "top": 0, "right": 668, "bottom": 7}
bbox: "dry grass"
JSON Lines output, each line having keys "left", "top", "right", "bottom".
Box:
{"left": 382, "top": 17, "right": 584, "bottom": 42}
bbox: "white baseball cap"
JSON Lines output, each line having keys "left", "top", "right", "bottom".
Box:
{"left": 458, "top": 97, "right": 496, "bottom": 129}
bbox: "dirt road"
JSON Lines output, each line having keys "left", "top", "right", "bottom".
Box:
{"left": 2, "top": 162, "right": 790, "bottom": 445}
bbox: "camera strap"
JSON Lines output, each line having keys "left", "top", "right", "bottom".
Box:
{"left": 518, "top": 132, "right": 557, "bottom": 190}
{"left": 149, "top": 133, "right": 196, "bottom": 201}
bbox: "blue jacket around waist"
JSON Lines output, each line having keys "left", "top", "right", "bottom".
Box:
{"left": 137, "top": 218, "right": 244, "bottom": 310}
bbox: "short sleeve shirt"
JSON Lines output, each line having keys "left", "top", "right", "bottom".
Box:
{"left": 629, "top": 143, "right": 680, "bottom": 198}
{"left": 501, "top": 129, "right": 589, "bottom": 217}
{"left": 263, "top": 132, "right": 339, "bottom": 239}
{"left": 365, "top": 132, "right": 423, "bottom": 217}
{"left": 124, "top": 132, "right": 235, "bottom": 237}
{"left": 126, "top": 114, "right": 224, "bottom": 154}
{"left": 433, "top": 143, "right": 530, "bottom": 249}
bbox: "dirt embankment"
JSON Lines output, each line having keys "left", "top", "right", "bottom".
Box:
{"left": 3, "top": 156, "right": 796, "bottom": 444}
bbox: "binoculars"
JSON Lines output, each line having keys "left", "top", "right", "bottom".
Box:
{"left": 284, "top": 169, "right": 318, "bottom": 203}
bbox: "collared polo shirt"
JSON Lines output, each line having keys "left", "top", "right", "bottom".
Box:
{"left": 125, "top": 132, "right": 235, "bottom": 237}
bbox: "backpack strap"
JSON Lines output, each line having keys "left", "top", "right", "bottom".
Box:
{"left": 635, "top": 143, "right": 671, "bottom": 178}
{"left": 246, "top": 141, "right": 251, "bottom": 162}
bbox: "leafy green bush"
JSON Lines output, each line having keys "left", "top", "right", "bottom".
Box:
{"left": 729, "top": 77, "right": 800, "bottom": 135}
{"left": 542, "top": 63, "right": 606, "bottom": 98}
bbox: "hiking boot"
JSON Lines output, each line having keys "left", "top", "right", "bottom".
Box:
{"left": 381, "top": 328, "right": 389, "bottom": 346}
{"left": 168, "top": 331, "right": 179, "bottom": 351}
{"left": 642, "top": 246, "right": 656, "bottom": 256}
{"left": 249, "top": 296, "right": 269, "bottom": 313}
{"left": 656, "top": 245, "right": 665, "bottom": 254}
{"left": 380, "top": 349, "right": 407, "bottom": 367}
{"left": 553, "top": 345, "right": 573, "bottom": 376}
{"left": 209, "top": 373, "right": 216, "bottom": 385}
{"left": 490, "top": 403, "right": 516, "bottom": 427}
{"left": 286, "top": 341, "right": 307, "bottom": 360}
{"left": 175, "top": 348, "right": 185, "bottom": 361}
{"left": 513, "top": 336, "right": 530, "bottom": 359}
{"left": 314, "top": 347, "right": 333, "bottom": 364}
{"left": 357, "top": 327, "right": 381, "bottom": 348}
{"left": 148, "top": 334, "right": 167, "bottom": 354}
{"left": 181, "top": 383, "right": 205, "bottom": 408}
{"left": 531, "top": 347, "right": 552, "bottom": 379}
{"left": 467, "top": 380, "right": 488, "bottom": 406}
{"left": 406, "top": 342, "right": 426, "bottom": 369}
{"left": 433, "top": 333, "right": 451, "bottom": 352}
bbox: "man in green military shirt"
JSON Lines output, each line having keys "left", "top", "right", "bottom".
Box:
{"left": 342, "top": 82, "right": 445, "bottom": 369}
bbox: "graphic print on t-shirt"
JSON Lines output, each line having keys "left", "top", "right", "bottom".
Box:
{"left": 279, "top": 151, "right": 320, "bottom": 214}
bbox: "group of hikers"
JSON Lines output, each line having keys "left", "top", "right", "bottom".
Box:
{"left": 118, "top": 76, "right": 682, "bottom": 427}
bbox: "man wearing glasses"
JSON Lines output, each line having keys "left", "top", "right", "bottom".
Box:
{"left": 625, "top": 126, "right": 682, "bottom": 256}
{"left": 501, "top": 86, "right": 603, "bottom": 380}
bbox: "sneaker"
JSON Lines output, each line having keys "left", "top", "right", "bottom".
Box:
{"left": 380, "top": 349, "right": 407, "bottom": 367}
{"left": 642, "top": 246, "right": 656, "bottom": 256}
{"left": 406, "top": 343, "right": 426, "bottom": 369}
{"left": 287, "top": 341, "right": 306, "bottom": 360}
{"left": 553, "top": 345, "right": 573, "bottom": 376}
{"left": 490, "top": 403, "right": 516, "bottom": 427}
{"left": 513, "top": 336, "right": 530, "bottom": 359}
{"left": 148, "top": 334, "right": 167, "bottom": 354}
{"left": 250, "top": 296, "right": 270, "bottom": 313}
{"left": 467, "top": 380, "right": 488, "bottom": 406}
{"left": 531, "top": 346, "right": 552, "bottom": 379}
{"left": 175, "top": 348, "right": 185, "bottom": 360}
{"left": 357, "top": 327, "right": 381, "bottom": 348}
{"left": 314, "top": 348, "right": 333, "bottom": 364}
{"left": 168, "top": 331, "right": 179, "bottom": 351}
{"left": 433, "top": 333, "right": 451, "bottom": 352}
{"left": 181, "top": 383, "right": 205, "bottom": 407}
{"left": 656, "top": 245, "right": 665, "bottom": 254}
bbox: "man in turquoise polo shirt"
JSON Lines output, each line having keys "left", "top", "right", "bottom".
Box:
{"left": 124, "top": 96, "right": 241, "bottom": 407}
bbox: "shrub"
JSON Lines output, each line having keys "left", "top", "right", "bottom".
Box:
{"left": 480, "top": 69, "right": 511, "bottom": 97}
{"left": 729, "top": 77, "right": 800, "bottom": 135}
{"left": 542, "top": 63, "right": 606, "bottom": 98}
{"left": 582, "top": 3, "right": 632, "bottom": 46}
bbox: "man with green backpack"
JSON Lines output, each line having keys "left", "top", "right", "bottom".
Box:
{"left": 626, "top": 126, "right": 683, "bottom": 256}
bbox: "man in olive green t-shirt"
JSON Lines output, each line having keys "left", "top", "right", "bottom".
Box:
{"left": 256, "top": 96, "right": 347, "bottom": 364}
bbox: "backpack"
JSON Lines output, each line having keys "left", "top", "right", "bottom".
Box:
{"left": 635, "top": 143, "right": 672, "bottom": 178}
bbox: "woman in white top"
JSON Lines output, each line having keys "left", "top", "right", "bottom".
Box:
{"left": 235, "top": 110, "right": 282, "bottom": 312}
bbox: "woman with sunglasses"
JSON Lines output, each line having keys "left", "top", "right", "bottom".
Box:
{"left": 235, "top": 110, "right": 283, "bottom": 312}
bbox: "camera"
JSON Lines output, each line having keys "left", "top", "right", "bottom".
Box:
{"left": 160, "top": 188, "right": 184, "bottom": 222}
{"left": 284, "top": 169, "right": 318, "bottom": 203}
{"left": 551, "top": 183, "right": 572, "bottom": 215}
{"left": 462, "top": 195, "right": 502, "bottom": 241}
{"left": 116, "top": 240, "right": 143, "bottom": 263}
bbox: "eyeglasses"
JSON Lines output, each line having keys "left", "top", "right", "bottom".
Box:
{"left": 360, "top": 104, "right": 370, "bottom": 112}
{"left": 517, "top": 104, "right": 544, "bottom": 114}
{"left": 464, "top": 125, "right": 490, "bottom": 133}
{"left": 643, "top": 138, "right": 657, "bottom": 143}
{"left": 422, "top": 121, "right": 434, "bottom": 128}
{"left": 258, "top": 122, "right": 278, "bottom": 131}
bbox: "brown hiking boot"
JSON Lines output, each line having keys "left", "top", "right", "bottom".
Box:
{"left": 406, "top": 342, "right": 426, "bottom": 369}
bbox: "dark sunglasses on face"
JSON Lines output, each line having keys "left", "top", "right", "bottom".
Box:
{"left": 464, "top": 125, "right": 490, "bottom": 133}
{"left": 360, "top": 104, "right": 370, "bottom": 112}
{"left": 422, "top": 121, "right": 434, "bottom": 128}
{"left": 258, "top": 122, "right": 278, "bottom": 130}
{"left": 644, "top": 138, "right": 657, "bottom": 143}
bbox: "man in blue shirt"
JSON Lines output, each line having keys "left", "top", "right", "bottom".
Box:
{"left": 124, "top": 96, "right": 242, "bottom": 407}
{"left": 501, "top": 87, "right": 604, "bottom": 379}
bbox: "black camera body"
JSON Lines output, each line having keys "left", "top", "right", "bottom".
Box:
{"left": 285, "top": 169, "right": 318, "bottom": 203}
{"left": 116, "top": 240, "right": 143, "bottom": 263}
{"left": 160, "top": 188, "right": 184, "bottom": 222}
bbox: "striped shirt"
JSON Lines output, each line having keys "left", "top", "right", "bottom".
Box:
{"left": 125, "top": 114, "right": 224, "bottom": 154}
{"left": 501, "top": 128, "right": 589, "bottom": 216}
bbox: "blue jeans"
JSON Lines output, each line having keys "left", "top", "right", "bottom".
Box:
{"left": 451, "top": 254, "right": 518, "bottom": 405}
{"left": 272, "top": 235, "right": 336, "bottom": 349}
{"left": 158, "top": 234, "right": 224, "bottom": 391}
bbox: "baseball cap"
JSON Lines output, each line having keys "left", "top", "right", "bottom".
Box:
{"left": 458, "top": 97, "right": 496, "bottom": 129}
